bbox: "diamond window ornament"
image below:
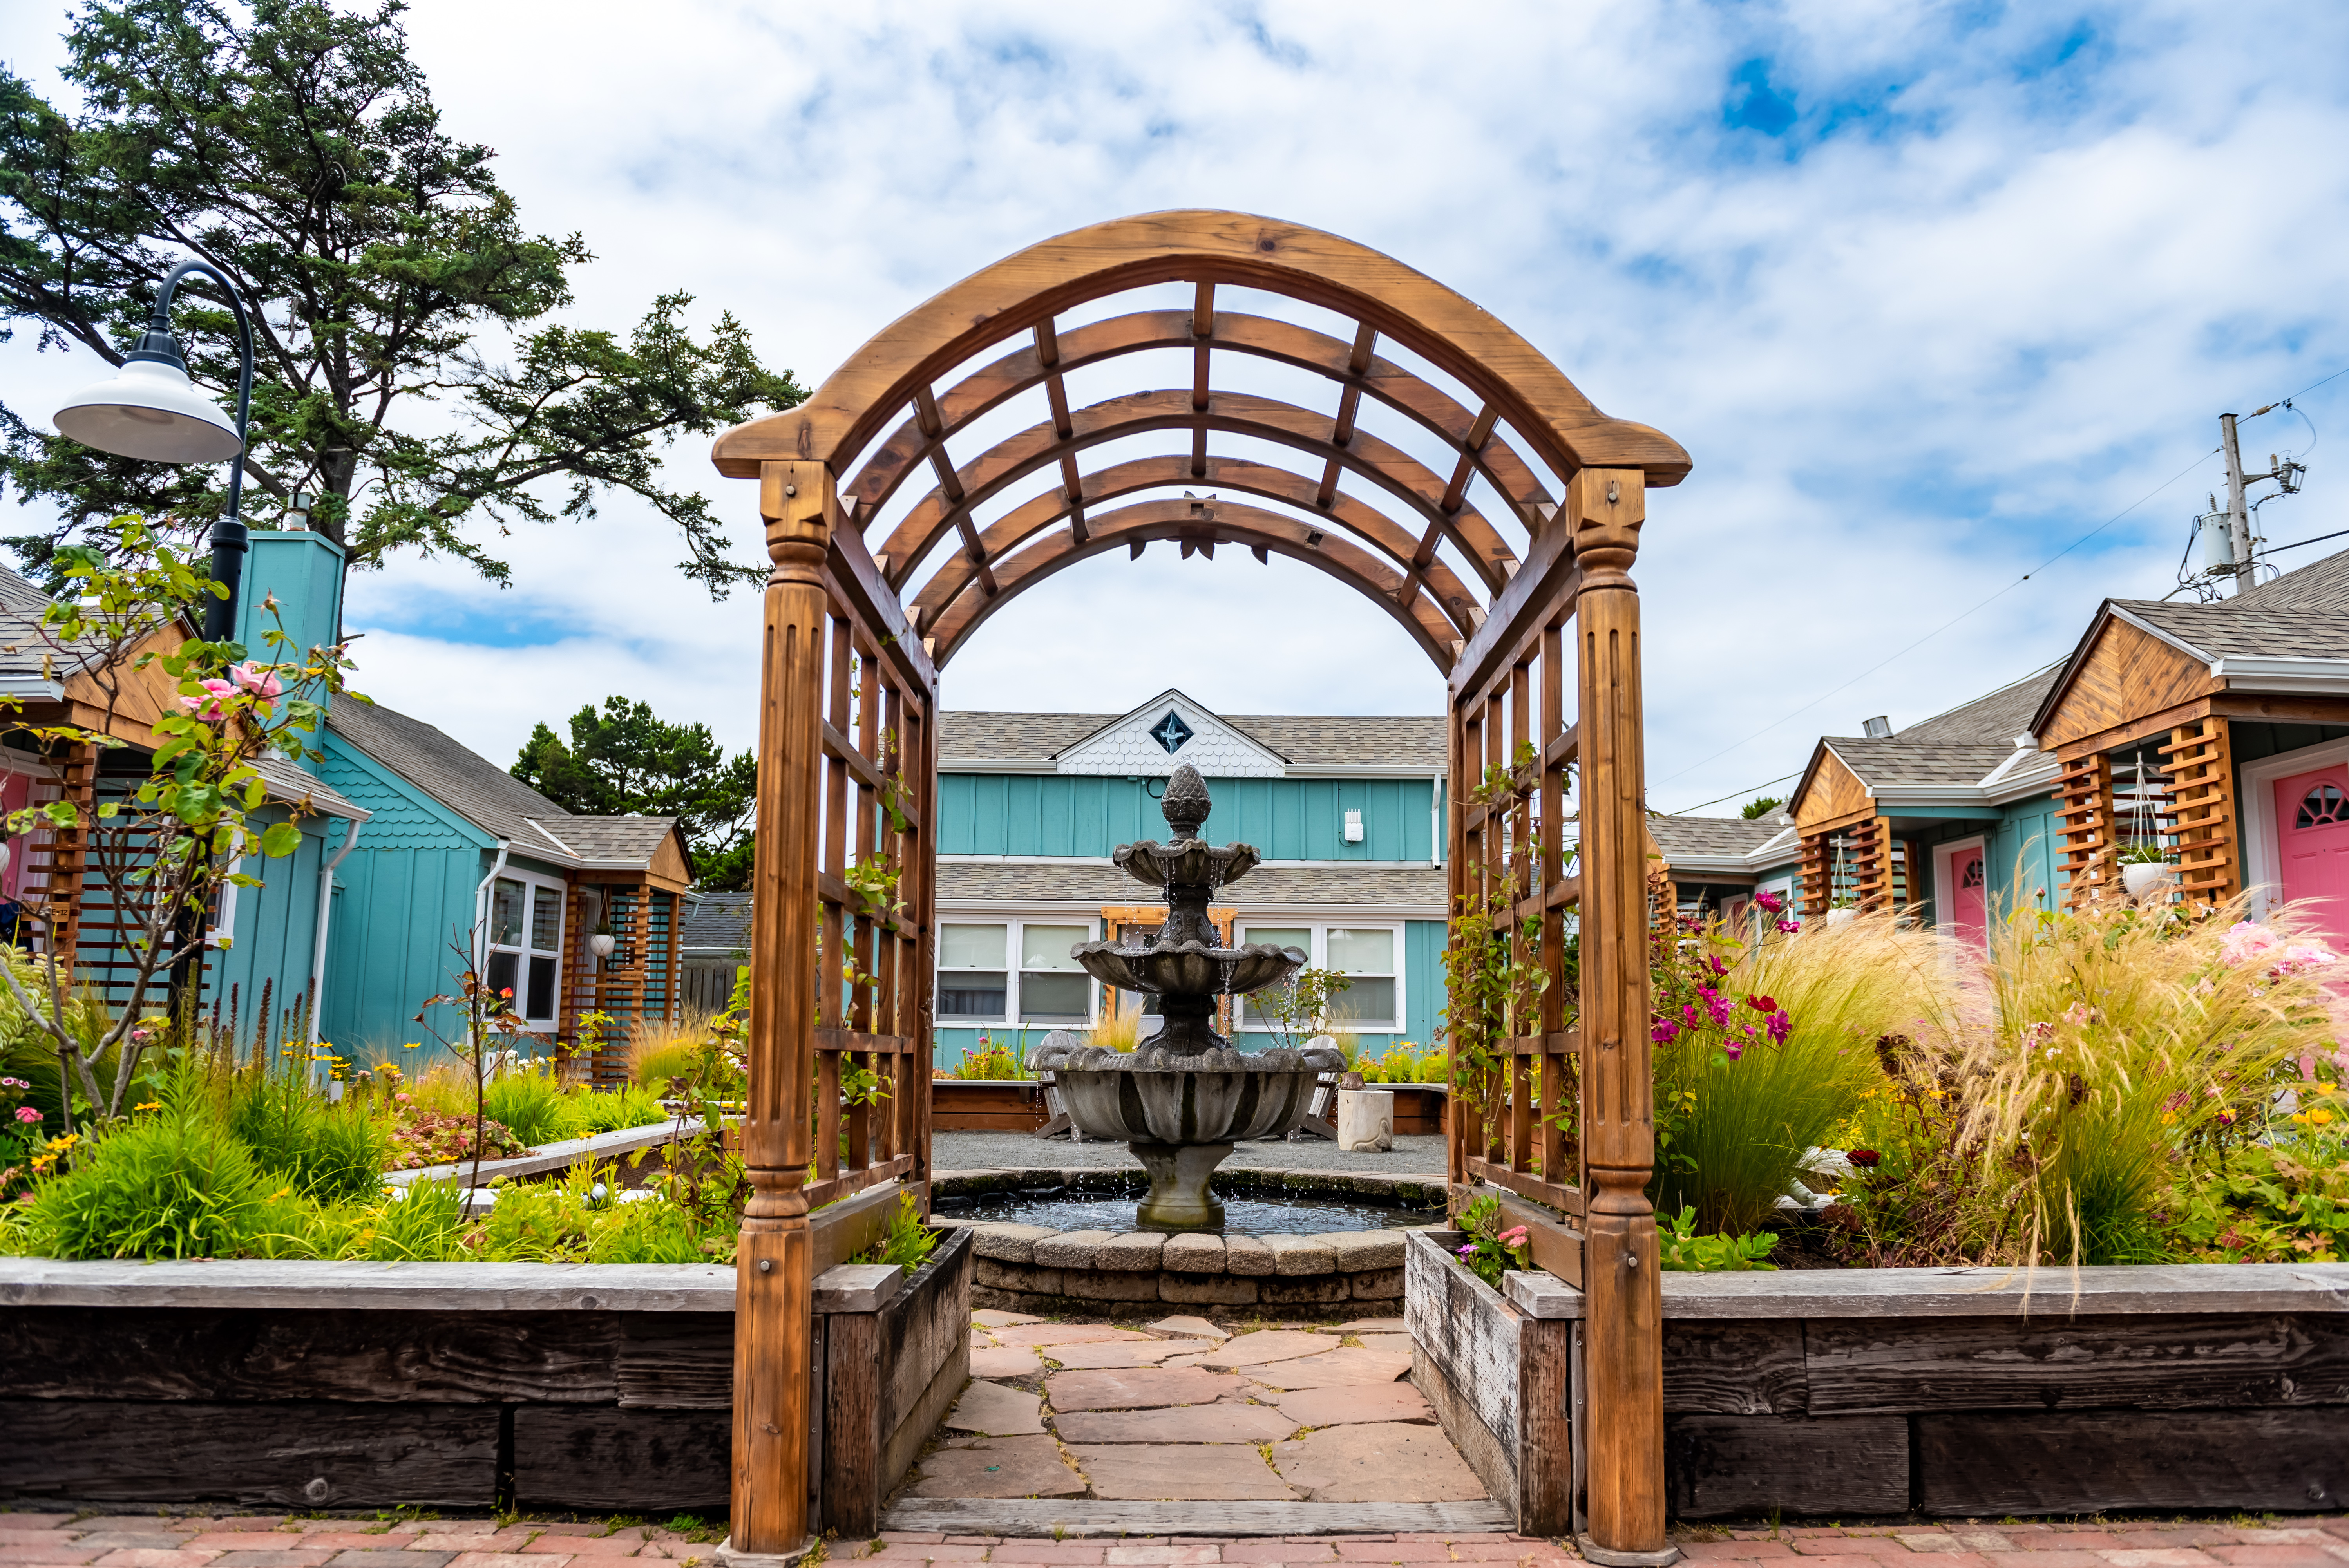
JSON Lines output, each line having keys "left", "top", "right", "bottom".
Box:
{"left": 1150, "top": 711, "right": 1194, "bottom": 754}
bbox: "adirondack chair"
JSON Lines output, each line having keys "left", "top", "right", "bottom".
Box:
{"left": 1028, "top": 1029, "right": 1085, "bottom": 1140}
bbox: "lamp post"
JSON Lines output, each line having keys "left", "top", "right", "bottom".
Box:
{"left": 51, "top": 260, "right": 256, "bottom": 640}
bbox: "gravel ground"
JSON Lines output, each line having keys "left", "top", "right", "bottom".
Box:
{"left": 933, "top": 1129, "right": 1446, "bottom": 1175}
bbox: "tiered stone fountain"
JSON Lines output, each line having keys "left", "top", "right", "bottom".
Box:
{"left": 1030, "top": 763, "right": 1344, "bottom": 1230}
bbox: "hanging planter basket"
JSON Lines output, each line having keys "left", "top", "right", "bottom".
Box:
{"left": 2122, "top": 860, "right": 2179, "bottom": 900}
{"left": 588, "top": 932, "right": 618, "bottom": 959}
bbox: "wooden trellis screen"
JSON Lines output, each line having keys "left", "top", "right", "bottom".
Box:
{"left": 1446, "top": 468, "right": 1660, "bottom": 1552}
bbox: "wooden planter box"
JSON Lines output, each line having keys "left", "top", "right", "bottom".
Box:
{"left": 931, "top": 1078, "right": 1047, "bottom": 1132}
{"left": 1385, "top": 1083, "right": 1447, "bottom": 1135}
{"left": 0, "top": 1191, "right": 970, "bottom": 1526}
{"left": 1403, "top": 1229, "right": 1571, "bottom": 1535}
{"left": 1490, "top": 1257, "right": 2349, "bottom": 1520}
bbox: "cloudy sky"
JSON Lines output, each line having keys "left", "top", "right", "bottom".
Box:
{"left": 5, "top": 0, "right": 2346, "bottom": 815}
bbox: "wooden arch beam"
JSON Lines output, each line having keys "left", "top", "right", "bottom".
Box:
{"left": 927, "top": 498, "right": 1459, "bottom": 670}
{"left": 910, "top": 454, "right": 1486, "bottom": 638}
{"left": 843, "top": 309, "right": 1559, "bottom": 532}
{"left": 874, "top": 388, "right": 1518, "bottom": 596}
{"left": 713, "top": 209, "right": 1689, "bottom": 490}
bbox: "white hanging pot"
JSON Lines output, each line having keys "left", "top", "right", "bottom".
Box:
{"left": 2122, "top": 861, "right": 2177, "bottom": 900}
{"left": 589, "top": 932, "right": 618, "bottom": 959}
{"left": 1825, "top": 907, "right": 1855, "bottom": 927}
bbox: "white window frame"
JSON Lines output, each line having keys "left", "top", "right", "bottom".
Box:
{"left": 485, "top": 868, "right": 567, "bottom": 1029}
{"left": 936, "top": 917, "right": 1100, "bottom": 1027}
{"left": 1234, "top": 920, "right": 1405, "bottom": 1033}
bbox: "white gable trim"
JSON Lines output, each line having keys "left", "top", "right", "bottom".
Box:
{"left": 1055, "top": 689, "right": 1287, "bottom": 778}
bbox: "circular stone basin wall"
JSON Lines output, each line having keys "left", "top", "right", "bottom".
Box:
{"left": 934, "top": 1167, "right": 1448, "bottom": 1318}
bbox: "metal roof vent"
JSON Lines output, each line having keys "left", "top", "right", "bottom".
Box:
{"left": 1862, "top": 716, "right": 1894, "bottom": 740}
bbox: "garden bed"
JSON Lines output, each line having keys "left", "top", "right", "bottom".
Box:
{"left": 1404, "top": 1231, "right": 2349, "bottom": 1527}
{"left": 0, "top": 1205, "right": 969, "bottom": 1524}
{"left": 930, "top": 1078, "right": 1048, "bottom": 1132}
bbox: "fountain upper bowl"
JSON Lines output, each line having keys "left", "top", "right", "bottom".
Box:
{"left": 1071, "top": 939, "right": 1305, "bottom": 998}
{"left": 1112, "top": 837, "right": 1260, "bottom": 890}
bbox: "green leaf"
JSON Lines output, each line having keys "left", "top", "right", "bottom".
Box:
{"left": 259, "top": 821, "right": 302, "bottom": 859}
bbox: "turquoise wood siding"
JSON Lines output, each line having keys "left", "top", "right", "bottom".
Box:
{"left": 939, "top": 774, "right": 1437, "bottom": 861}
{"left": 317, "top": 731, "right": 489, "bottom": 1059}
{"left": 1991, "top": 796, "right": 2059, "bottom": 919}
{"left": 233, "top": 529, "right": 344, "bottom": 660}
{"left": 210, "top": 807, "right": 332, "bottom": 1038}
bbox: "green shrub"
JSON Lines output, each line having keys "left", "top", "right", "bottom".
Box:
{"left": 481, "top": 1066, "right": 570, "bottom": 1147}
{"left": 18, "top": 1106, "right": 304, "bottom": 1259}
{"left": 584, "top": 1195, "right": 708, "bottom": 1263}
{"left": 634, "top": 1044, "right": 699, "bottom": 1092}
{"left": 848, "top": 1191, "right": 939, "bottom": 1275}
{"left": 566, "top": 1082, "right": 670, "bottom": 1138}
{"left": 226, "top": 1072, "right": 391, "bottom": 1204}
{"left": 1656, "top": 1206, "right": 1778, "bottom": 1271}
{"left": 352, "top": 1179, "right": 468, "bottom": 1261}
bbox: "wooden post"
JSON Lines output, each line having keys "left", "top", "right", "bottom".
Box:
{"left": 1570, "top": 468, "right": 1668, "bottom": 1564}
{"left": 728, "top": 459, "right": 833, "bottom": 1566}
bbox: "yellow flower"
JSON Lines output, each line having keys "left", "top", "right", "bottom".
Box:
{"left": 404, "top": 1042, "right": 422, "bottom": 1050}
{"left": 2311, "top": 1108, "right": 2336, "bottom": 1127}
{"left": 133, "top": 1100, "right": 161, "bottom": 1113}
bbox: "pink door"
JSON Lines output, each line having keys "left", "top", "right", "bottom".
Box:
{"left": 2275, "top": 765, "right": 2349, "bottom": 946}
{"left": 1944, "top": 844, "right": 1986, "bottom": 946}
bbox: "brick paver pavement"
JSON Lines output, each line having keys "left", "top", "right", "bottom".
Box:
{"left": 4, "top": 1517, "right": 2347, "bottom": 1568}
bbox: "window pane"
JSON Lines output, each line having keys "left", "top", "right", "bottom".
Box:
{"left": 1019, "top": 971, "right": 1089, "bottom": 1022}
{"left": 1243, "top": 926, "right": 1312, "bottom": 954}
{"left": 938, "top": 973, "right": 1007, "bottom": 1018}
{"left": 1328, "top": 976, "right": 1398, "bottom": 1024}
{"left": 1327, "top": 927, "right": 1394, "bottom": 974}
{"left": 485, "top": 949, "right": 519, "bottom": 1003}
{"left": 941, "top": 923, "right": 1006, "bottom": 970}
{"left": 530, "top": 887, "right": 563, "bottom": 953}
{"left": 491, "top": 878, "right": 525, "bottom": 947}
{"left": 1022, "top": 924, "right": 1090, "bottom": 971}
{"left": 526, "top": 954, "right": 557, "bottom": 1019}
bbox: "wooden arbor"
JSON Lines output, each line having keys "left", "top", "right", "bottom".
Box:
{"left": 709, "top": 210, "right": 1688, "bottom": 1563}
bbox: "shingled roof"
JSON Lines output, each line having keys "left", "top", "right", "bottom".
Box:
{"left": 681, "top": 891, "right": 751, "bottom": 953}
{"left": 939, "top": 710, "right": 1446, "bottom": 769}
{"left": 2117, "top": 596, "right": 2349, "bottom": 660}
{"left": 326, "top": 699, "right": 677, "bottom": 871}
{"left": 1647, "top": 814, "right": 1784, "bottom": 863}
{"left": 937, "top": 861, "right": 1446, "bottom": 910}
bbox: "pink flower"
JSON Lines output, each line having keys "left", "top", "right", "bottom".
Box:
{"left": 1765, "top": 1011, "right": 1792, "bottom": 1045}
{"left": 2022, "top": 1021, "right": 2056, "bottom": 1048}
{"left": 1775, "top": 918, "right": 1802, "bottom": 934}
{"left": 1500, "top": 1226, "right": 1529, "bottom": 1248}
{"left": 229, "top": 661, "right": 284, "bottom": 699}
{"left": 2221, "top": 921, "right": 2280, "bottom": 967}
{"left": 179, "top": 677, "right": 237, "bottom": 720}
{"left": 13, "top": 1106, "right": 40, "bottom": 1123}
{"left": 1650, "top": 1020, "right": 1681, "bottom": 1044}
{"left": 1755, "top": 891, "right": 1785, "bottom": 915}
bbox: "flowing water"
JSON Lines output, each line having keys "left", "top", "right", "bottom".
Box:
{"left": 933, "top": 1186, "right": 1446, "bottom": 1235}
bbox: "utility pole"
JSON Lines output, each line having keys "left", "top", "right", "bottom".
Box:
{"left": 2220, "top": 412, "right": 2253, "bottom": 596}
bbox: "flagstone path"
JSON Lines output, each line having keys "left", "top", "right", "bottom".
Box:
{"left": 906, "top": 1311, "right": 1481, "bottom": 1510}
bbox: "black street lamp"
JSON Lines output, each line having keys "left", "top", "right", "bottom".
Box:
{"left": 51, "top": 260, "right": 255, "bottom": 640}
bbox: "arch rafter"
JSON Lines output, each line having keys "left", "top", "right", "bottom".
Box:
{"left": 843, "top": 307, "right": 1562, "bottom": 534}
{"left": 874, "top": 389, "right": 1519, "bottom": 597}
{"left": 713, "top": 208, "right": 1691, "bottom": 491}
{"left": 925, "top": 497, "right": 1458, "bottom": 669}
{"left": 908, "top": 454, "right": 1486, "bottom": 640}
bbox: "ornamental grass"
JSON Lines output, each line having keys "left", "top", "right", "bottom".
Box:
{"left": 1651, "top": 910, "right": 1949, "bottom": 1234}
{"left": 1828, "top": 897, "right": 2345, "bottom": 1268}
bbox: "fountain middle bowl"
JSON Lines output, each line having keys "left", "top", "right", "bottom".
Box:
{"left": 1070, "top": 938, "right": 1306, "bottom": 997}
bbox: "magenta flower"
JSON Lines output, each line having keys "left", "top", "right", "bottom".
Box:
{"left": 13, "top": 1106, "right": 40, "bottom": 1123}
{"left": 1650, "top": 1019, "right": 1681, "bottom": 1044}
{"left": 1775, "top": 918, "right": 1802, "bottom": 934}
{"left": 1765, "top": 1011, "right": 1792, "bottom": 1045}
{"left": 1754, "top": 890, "right": 1784, "bottom": 915}
{"left": 230, "top": 661, "right": 284, "bottom": 699}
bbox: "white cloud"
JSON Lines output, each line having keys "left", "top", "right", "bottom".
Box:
{"left": 5, "top": 0, "right": 2348, "bottom": 813}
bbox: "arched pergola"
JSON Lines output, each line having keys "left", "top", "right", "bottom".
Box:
{"left": 711, "top": 210, "right": 1688, "bottom": 1566}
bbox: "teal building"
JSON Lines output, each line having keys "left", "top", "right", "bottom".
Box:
{"left": 932, "top": 690, "right": 1448, "bottom": 1069}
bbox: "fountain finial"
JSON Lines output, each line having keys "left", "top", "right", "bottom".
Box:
{"left": 1160, "top": 762, "right": 1210, "bottom": 840}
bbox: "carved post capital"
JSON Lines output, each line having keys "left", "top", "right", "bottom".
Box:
{"left": 763, "top": 461, "right": 835, "bottom": 586}
{"left": 1567, "top": 468, "right": 1645, "bottom": 587}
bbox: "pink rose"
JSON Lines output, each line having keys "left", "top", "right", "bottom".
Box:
{"left": 14, "top": 1106, "right": 40, "bottom": 1123}
{"left": 229, "top": 661, "right": 284, "bottom": 699}
{"left": 179, "top": 677, "right": 237, "bottom": 720}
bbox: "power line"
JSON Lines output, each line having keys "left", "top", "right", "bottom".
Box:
{"left": 1665, "top": 769, "right": 1800, "bottom": 817}
{"left": 1651, "top": 445, "right": 2220, "bottom": 792}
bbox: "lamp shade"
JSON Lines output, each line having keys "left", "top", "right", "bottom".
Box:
{"left": 53, "top": 358, "right": 242, "bottom": 464}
